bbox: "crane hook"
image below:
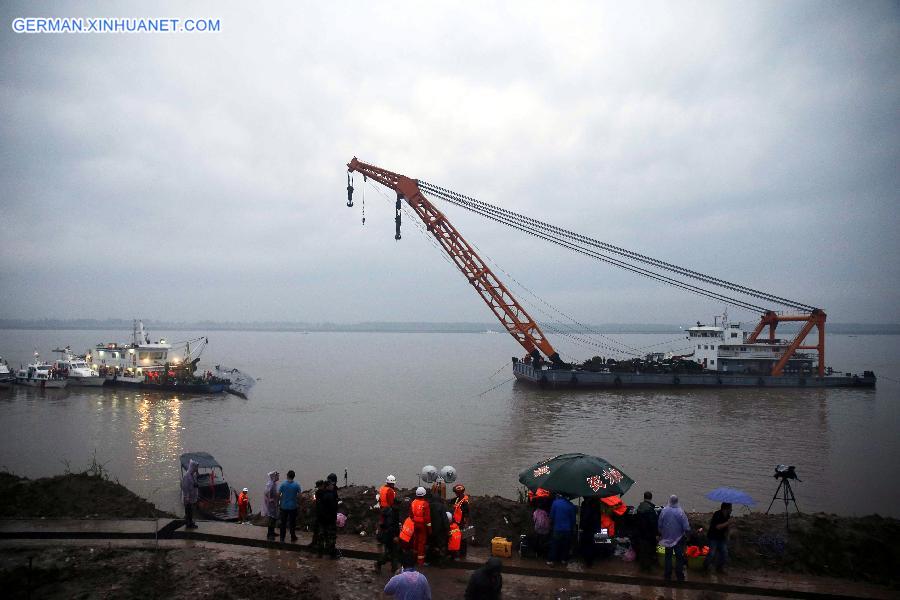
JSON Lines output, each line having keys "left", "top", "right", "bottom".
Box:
{"left": 395, "top": 194, "right": 402, "bottom": 240}
{"left": 346, "top": 172, "right": 354, "bottom": 207}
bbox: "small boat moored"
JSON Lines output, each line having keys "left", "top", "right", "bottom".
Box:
{"left": 180, "top": 452, "right": 239, "bottom": 521}
{"left": 53, "top": 347, "right": 105, "bottom": 387}
{"left": 0, "top": 357, "right": 14, "bottom": 388}
{"left": 15, "top": 354, "right": 69, "bottom": 389}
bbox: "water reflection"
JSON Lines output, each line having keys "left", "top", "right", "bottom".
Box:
{"left": 133, "top": 394, "right": 182, "bottom": 485}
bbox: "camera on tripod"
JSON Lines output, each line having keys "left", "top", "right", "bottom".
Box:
{"left": 773, "top": 465, "right": 800, "bottom": 481}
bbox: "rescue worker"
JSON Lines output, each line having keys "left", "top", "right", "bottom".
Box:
{"left": 316, "top": 473, "right": 340, "bottom": 558}
{"left": 237, "top": 487, "right": 251, "bottom": 524}
{"left": 448, "top": 518, "right": 462, "bottom": 560}
{"left": 379, "top": 475, "right": 397, "bottom": 509}
{"left": 450, "top": 484, "right": 471, "bottom": 558}
{"left": 409, "top": 486, "right": 432, "bottom": 565}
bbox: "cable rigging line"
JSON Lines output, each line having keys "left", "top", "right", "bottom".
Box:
{"left": 418, "top": 186, "right": 770, "bottom": 313}
{"left": 419, "top": 180, "right": 815, "bottom": 312}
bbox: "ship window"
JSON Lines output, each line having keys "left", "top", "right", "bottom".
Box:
{"left": 698, "top": 345, "right": 701, "bottom": 349}
{"left": 741, "top": 347, "right": 747, "bottom": 351}
{"left": 710, "top": 360, "right": 715, "bottom": 365}
{"left": 731, "top": 333, "right": 738, "bottom": 338}
{"left": 704, "top": 345, "right": 709, "bottom": 350}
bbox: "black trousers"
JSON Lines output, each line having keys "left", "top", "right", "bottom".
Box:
{"left": 184, "top": 502, "right": 194, "bottom": 526}
{"left": 317, "top": 519, "right": 337, "bottom": 555}
{"left": 280, "top": 508, "right": 298, "bottom": 541}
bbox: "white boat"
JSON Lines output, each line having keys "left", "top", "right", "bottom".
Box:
{"left": 52, "top": 347, "right": 105, "bottom": 387}
{"left": 0, "top": 357, "right": 14, "bottom": 387}
{"left": 15, "top": 354, "right": 69, "bottom": 388}
{"left": 87, "top": 320, "right": 174, "bottom": 385}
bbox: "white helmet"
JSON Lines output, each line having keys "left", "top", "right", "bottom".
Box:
{"left": 386, "top": 475, "right": 397, "bottom": 484}
{"left": 415, "top": 486, "right": 426, "bottom": 497}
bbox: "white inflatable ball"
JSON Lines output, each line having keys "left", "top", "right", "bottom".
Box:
{"left": 439, "top": 465, "right": 457, "bottom": 483}
{"left": 420, "top": 465, "right": 438, "bottom": 483}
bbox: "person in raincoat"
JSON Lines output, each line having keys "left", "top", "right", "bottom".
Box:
{"left": 262, "top": 471, "right": 279, "bottom": 539}
{"left": 181, "top": 460, "right": 199, "bottom": 529}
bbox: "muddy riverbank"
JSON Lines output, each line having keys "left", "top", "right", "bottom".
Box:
{"left": 3, "top": 471, "right": 898, "bottom": 588}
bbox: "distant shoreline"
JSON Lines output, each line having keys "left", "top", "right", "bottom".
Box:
{"left": 1, "top": 319, "right": 898, "bottom": 335}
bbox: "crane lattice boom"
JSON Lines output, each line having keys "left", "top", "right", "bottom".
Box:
{"left": 347, "top": 157, "right": 562, "bottom": 365}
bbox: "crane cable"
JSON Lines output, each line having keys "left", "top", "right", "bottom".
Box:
{"left": 419, "top": 180, "right": 815, "bottom": 313}
{"left": 368, "top": 182, "right": 621, "bottom": 360}
{"left": 421, "top": 186, "right": 769, "bottom": 313}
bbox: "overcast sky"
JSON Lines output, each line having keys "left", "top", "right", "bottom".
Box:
{"left": 1, "top": 1, "right": 898, "bottom": 326}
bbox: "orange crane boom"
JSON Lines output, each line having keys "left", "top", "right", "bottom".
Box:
{"left": 347, "top": 157, "right": 563, "bottom": 365}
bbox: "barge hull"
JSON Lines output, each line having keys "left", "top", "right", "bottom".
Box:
{"left": 513, "top": 362, "right": 876, "bottom": 389}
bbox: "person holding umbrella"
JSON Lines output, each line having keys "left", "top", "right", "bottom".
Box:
{"left": 658, "top": 495, "right": 691, "bottom": 582}
{"left": 704, "top": 502, "right": 734, "bottom": 574}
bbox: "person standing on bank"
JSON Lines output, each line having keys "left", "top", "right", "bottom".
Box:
{"left": 658, "top": 494, "right": 691, "bottom": 582}
{"left": 450, "top": 484, "right": 471, "bottom": 558}
{"left": 375, "top": 494, "right": 401, "bottom": 573}
{"left": 547, "top": 493, "right": 577, "bottom": 566}
{"left": 379, "top": 474, "right": 397, "bottom": 508}
{"left": 181, "top": 459, "right": 199, "bottom": 529}
{"left": 278, "top": 470, "right": 302, "bottom": 543}
{"left": 316, "top": 473, "right": 340, "bottom": 558}
{"left": 634, "top": 491, "right": 658, "bottom": 572}
{"left": 410, "top": 487, "right": 432, "bottom": 566}
{"left": 262, "top": 471, "right": 279, "bottom": 539}
{"left": 704, "top": 502, "right": 733, "bottom": 574}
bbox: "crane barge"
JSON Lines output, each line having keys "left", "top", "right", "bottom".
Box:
{"left": 346, "top": 157, "right": 876, "bottom": 389}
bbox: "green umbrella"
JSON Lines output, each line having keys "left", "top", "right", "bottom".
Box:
{"left": 518, "top": 453, "right": 634, "bottom": 498}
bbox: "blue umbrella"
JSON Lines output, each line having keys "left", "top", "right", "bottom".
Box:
{"left": 705, "top": 487, "right": 755, "bottom": 506}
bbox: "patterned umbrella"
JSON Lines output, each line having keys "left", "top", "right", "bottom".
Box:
{"left": 518, "top": 453, "right": 634, "bottom": 498}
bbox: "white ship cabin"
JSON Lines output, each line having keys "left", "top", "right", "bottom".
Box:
{"left": 687, "top": 315, "right": 816, "bottom": 375}
{"left": 88, "top": 323, "right": 174, "bottom": 377}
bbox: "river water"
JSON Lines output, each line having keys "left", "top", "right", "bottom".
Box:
{"left": 0, "top": 329, "right": 898, "bottom": 517}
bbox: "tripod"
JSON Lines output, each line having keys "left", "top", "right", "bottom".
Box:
{"left": 766, "top": 477, "right": 801, "bottom": 529}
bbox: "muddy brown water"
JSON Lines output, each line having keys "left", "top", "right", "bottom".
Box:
{"left": 0, "top": 329, "right": 897, "bottom": 518}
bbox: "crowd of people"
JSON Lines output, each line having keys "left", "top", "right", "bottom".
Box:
{"left": 180, "top": 465, "right": 733, "bottom": 592}
{"left": 526, "top": 487, "right": 734, "bottom": 581}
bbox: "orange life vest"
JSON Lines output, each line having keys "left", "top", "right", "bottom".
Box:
{"left": 238, "top": 492, "right": 249, "bottom": 509}
{"left": 600, "top": 512, "right": 616, "bottom": 538}
{"left": 410, "top": 498, "right": 431, "bottom": 525}
{"left": 379, "top": 485, "right": 396, "bottom": 508}
{"left": 448, "top": 522, "right": 461, "bottom": 551}
{"left": 399, "top": 517, "right": 415, "bottom": 543}
{"left": 527, "top": 487, "right": 551, "bottom": 502}
{"left": 452, "top": 494, "right": 470, "bottom": 525}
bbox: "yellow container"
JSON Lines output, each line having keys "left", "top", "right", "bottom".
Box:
{"left": 491, "top": 537, "right": 512, "bottom": 558}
